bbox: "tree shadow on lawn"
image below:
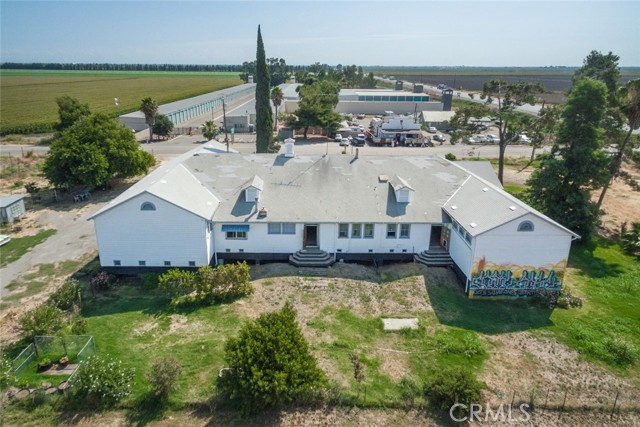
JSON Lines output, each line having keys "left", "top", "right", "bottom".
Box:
{"left": 424, "top": 269, "right": 554, "bottom": 335}
{"left": 568, "top": 238, "right": 626, "bottom": 279}
{"left": 126, "top": 391, "right": 169, "bottom": 427}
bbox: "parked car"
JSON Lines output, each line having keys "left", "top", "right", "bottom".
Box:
{"left": 433, "top": 134, "right": 446, "bottom": 143}
{"left": 427, "top": 126, "right": 437, "bottom": 133}
{"left": 352, "top": 134, "right": 366, "bottom": 146}
{"left": 466, "top": 136, "right": 477, "bottom": 144}
{"left": 339, "top": 138, "right": 350, "bottom": 146}
{"left": 486, "top": 134, "right": 501, "bottom": 144}
{"left": 334, "top": 133, "right": 343, "bottom": 142}
{"left": 474, "top": 135, "right": 488, "bottom": 143}
{"left": 476, "top": 124, "right": 488, "bottom": 131}
{"left": 519, "top": 134, "right": 532, "bottom": 144}
{"left": 0, "top": 234, "right": 10, "bottom": 247}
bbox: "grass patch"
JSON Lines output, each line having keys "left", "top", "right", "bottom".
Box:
{"left": 0, "top": 70, "right": 243, "bottom": 133}
{"left": 503, "top": 184, "right": 526, "bottom": 197}
{"left": 0, "top": 229, "right": 56, "bottom": 267}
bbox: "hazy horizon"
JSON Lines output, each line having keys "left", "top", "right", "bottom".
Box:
{"left": 1, "top": 1, "right": 638, "bottom": 67}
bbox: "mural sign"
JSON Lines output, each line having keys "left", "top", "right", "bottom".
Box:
{"left": 469, "top": 257, "right": 566, "bottom": 298}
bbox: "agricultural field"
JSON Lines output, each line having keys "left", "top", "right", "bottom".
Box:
{"left": 370, "top": 67, "right": 640, "bottom": 104}
{"left": 0, "top": 70, "right": 243, "bottom": 134}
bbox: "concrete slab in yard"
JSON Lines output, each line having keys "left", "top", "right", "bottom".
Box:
{"left": 382, "top": 318, "right": 419, "bottom": 331}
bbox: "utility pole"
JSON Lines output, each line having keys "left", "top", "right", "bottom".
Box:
{"left": 222, "top": 96, "right": 229, "bottom": 152}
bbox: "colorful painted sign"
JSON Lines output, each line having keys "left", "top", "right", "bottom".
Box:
{"left": 469, "top": 257, "right": 566, "bottom": 298}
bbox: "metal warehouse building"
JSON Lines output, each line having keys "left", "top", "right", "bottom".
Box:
{"left": 118, "top": 83, "right": 256, "bottom": 132}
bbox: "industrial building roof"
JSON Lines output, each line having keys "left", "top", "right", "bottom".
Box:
{"left": 421, "top": 111, "right": 456, "bottom": 123}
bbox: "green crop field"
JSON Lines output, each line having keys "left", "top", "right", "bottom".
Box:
{"left": 0, "top": 70, "right": 243, "bottom": 134}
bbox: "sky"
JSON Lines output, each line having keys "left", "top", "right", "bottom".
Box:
{"left": 1, "top": 1, "right": 639, "bottom": 67}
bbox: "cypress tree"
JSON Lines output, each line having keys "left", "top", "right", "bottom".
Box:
{"left": 255, "top": 25, "right": 273, "bottom": 153}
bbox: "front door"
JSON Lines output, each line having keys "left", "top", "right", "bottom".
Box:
{"left": 303, "top": 225, "right": 318, "bottom": 248}
{"left": 430, "top": 226, "right": 442, "bottom": 247}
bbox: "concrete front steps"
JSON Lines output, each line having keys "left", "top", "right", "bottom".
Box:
{"left": 414, "top": 247, "right": 453, "bottom": 267}
{"left": 289, "top": 249, "right": 334, "bottom": 268}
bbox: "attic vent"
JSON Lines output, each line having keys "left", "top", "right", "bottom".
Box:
{"left": 451, "top": 205, "right": 458, "bottom": 210}
{"left": 378, "top": 175, "right": 389, "bottom": 183}
{"left": 482, "top": 187, "right": 489, "bottom": 192}
{"left": 509, "top": 206, "right": 517, "bottom": 211}
{"left": 470, "top": 222, "right": 477, "bottom": 228}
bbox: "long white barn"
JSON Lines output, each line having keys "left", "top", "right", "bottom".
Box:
{"left": 89, "top": 144, "right": 578, "bottom": 298}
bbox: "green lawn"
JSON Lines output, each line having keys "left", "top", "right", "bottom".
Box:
{"left": 1, "top": 236, "right": 638, "bottom": 423}
{"left": 0, "top": 229, "right": 56, "bottom": 268}
{"left": 0, "top": 70, "right": 243, "bottom": 133}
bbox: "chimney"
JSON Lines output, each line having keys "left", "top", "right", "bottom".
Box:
{"left": 284, "top": 138, "right": 295, "bottom": 157}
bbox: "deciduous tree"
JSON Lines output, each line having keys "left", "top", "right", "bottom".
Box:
{"left": 481, "top": 80, "right": 544, "bottom": 184}
{"left": 43, "top": 114, "right": 155, "bottom": 188}
{"left": 289, "top": 80, "right": 341, "bottom": 139}
{"left": 152, "top": 114, "right": 174, "bottom": 139}
{"left": 56, "top": 95, "right": 90, "bottom": 132}
{"left": 526, "top": 79, "right": 610, "bottom": 240}
{"left": 255, "top": 25, "right": 273, "bottom": 153}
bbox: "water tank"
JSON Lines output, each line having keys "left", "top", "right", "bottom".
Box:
{"left": 395, "top": 81, "right": 403, "bottom": 91}
{"left": 442, "top": 89, "right": 454, "bottom": 111}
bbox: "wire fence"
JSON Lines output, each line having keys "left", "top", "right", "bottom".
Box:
{"left": 11, "top": 336, "right": 95, "bottom": 376}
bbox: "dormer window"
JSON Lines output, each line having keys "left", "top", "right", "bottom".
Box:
{"left": 244, "top": 175, "right": 264, "bottom": 202}
{"left": 141, "top": 202, "right": 156, "bottom": 211}
{"left": 391, "top": 175, "right": 414, "bottom": 203}
{"left": 517, "top": 220, "right": 534, "bottom": 232}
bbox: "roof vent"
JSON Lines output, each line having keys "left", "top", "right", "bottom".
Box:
{"left": 482, "top": 187, "right": 489, "bottom": 192}
{"left": 258, "top": 207, "right": 268, "bottom": 218}
{"left": 509, "top": 205, "right": 517, "bottom": 211}
{"left": 451, "top": 205, "right": 458, "bottom": 210}
{"left": 470, "top": 222, "right": 477, "bottom": 228}
{"left": 378, "top": 175, "right": 389, "bottom": 183}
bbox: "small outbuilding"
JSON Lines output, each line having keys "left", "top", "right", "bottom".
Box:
{"left": 0, "top": 194, "right": 26, "bottom": 224}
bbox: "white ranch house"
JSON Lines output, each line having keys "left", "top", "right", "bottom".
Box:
{"left": 89, "top": 144, "right": 578, "bottom": 298}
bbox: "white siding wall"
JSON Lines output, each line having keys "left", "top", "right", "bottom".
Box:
{"left": 214, "top": 222, "right": 431, "bottom": 255}
{"left": 449, "top": 229, "right": 473, "bottom": 279}
{"left": 93, "top": 193, "right": 210, "bottom": 267}
{"left": 472, "top": 214, "right": 573, "bottom": 270}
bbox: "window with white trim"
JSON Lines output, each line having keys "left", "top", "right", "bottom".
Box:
{"left": 338, "top": 224, "right": 349, "bottom": 238}
{"left": 226, "top": 231, "right": 247, "bottom": 239}
{"left": 352, "top": 223, "right": 362, "bottom": 238}
{"left": 364, "top": 224, "right": 374, "bottom": 238}
{"left": 400, "top": 224, "right": 411, "bottom": 238}
{"left": 387, "top": 224, "right": 397, "bottom": 238}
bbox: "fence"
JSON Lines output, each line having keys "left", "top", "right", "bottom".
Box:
{"left": 11, "top": 335, "right": 95, "bottom": 376}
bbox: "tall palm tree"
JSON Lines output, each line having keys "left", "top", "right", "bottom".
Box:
{"left": 271, "top": 86, "right": 283, "bottom": 131}
{"left": 140, "top": 97, "right": 159, "bottom": 142}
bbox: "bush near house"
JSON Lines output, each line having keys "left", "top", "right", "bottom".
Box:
{"left": 424, "top": 367, "right": 484, "bottom": 417}
{"left": 19, "top": 305, "right": 64, "bottom": 341}
{"left": 158, "top": 262, "right": 252, "bottom": 306}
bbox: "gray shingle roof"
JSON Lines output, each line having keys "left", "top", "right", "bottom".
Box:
{"left": 0, "top": 194, "right": 24, "bottom": 208}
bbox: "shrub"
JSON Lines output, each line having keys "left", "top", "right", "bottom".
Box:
{"left": 398, "top": 376, "right": 422, "bottom": 408}
{"left": 620, "top": 222, "right": 640, "bottom": 257}
{"left": 70, "top": 312, "right": 88, "bottom": 335}
{"left": 218, "top": 302, "right": 326, "bottom": 414}
{"left": 24, "top": 181, "right": 40, "bottom": 193}
{"left": 1, "top": 357, "right": 16, "bottom": 388}
{"left": 445, "top": 153, "right": 457, "bottom": 161}
{"left": 71, "top": 355, "right": 135, "bottom": 409}
{"left": 159, "top": 262, "right": 253, "bottom": 305}
{"left": 147, "top": 357, "right": 182, "bottom": 401}
{"left": 90, "top": 271, "right": 115, "bottom": 294}
{"left": 49, "top": 279, "right": 81, "bottom": 311}
{"left": 537, "top": 288, "right": 582, "bottom": 309}
{"left": 424, "top": 367, "right": 483, "bottom": 416}
{"left": 604, "top": 337, "right": 637, "bottom": 366}
{"left": 158, "top": 268, "right": 198, "bottom": 297}
{"left": 19, "top": 304, "right": 64, "bottom": 341}
{"left": 142, "top": 272, "right": 160, "bottom": 289}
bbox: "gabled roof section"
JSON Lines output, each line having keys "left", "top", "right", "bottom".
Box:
{"left": 88, "top": 164, "right": 219, "bottom": 221}
{"left": 391, "top": 175, "right": 415, "bottom": 192}
{"left": 455, "top": 161, "right": 503, "bottom": 188}
{"left": 246, "top": 175, "right": 264, "bottom": 191}
{"left": 443, "top": 162, "right": 580, "bottom": 239}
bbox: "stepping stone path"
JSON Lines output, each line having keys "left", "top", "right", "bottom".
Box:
{"left": 382, "top": 318, "right": 419, "bottom": 331}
